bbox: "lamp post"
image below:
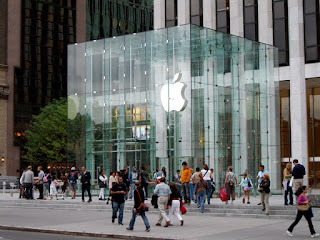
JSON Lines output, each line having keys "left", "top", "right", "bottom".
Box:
{"left": 1, "top": 157, "right": 4, "bottom": 163}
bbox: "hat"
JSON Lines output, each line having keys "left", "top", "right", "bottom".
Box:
{"left": 71, "top": 167, "right": 76, "bottom": 171}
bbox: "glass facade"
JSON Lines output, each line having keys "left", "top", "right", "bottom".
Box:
{"left": 68, "top": 24, "right": 280, "bottom": 190}
{"left": 86, "top": 0, "right": 153, "bottom": 41}
{"left": 14, "top": 0, "right": 76, "bottom": 144}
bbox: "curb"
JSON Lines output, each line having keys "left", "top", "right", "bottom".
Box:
{"left": 0, "top": 225, "right": 177, "bottom": 240}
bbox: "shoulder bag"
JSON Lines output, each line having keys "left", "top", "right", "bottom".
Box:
{"left": 136, "top": 189, "right": 149, "bottom": 213}
{"left": 297, "top": 204, "right": 310, "bottom": 211}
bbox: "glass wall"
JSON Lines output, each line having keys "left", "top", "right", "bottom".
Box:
{"left": 68, "top": 24, "right": 280, "bottom": 191}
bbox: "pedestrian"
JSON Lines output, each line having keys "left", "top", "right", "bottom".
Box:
{"left": 191, "top": 167, "right": 201, "bottom": 205}
{"left": 123, "top": 166, "right": 130, "bottom": 200}
{"left": 174, "top": 170, "right": 181, "bottom": 184}
{"left": 161, "top": 167, "right": 167, "bottom": 181}
{"left": 239, "top": 172, "right": 253, "bottom": 204}
{"left": 154, "top": 177, "right": 171, "bottom": 227}
{"left": 19, "top": 170, "right": 26, "bottom": 199}
{"left": 61, "top": 173, "right": 68, "bottom": 197}
{"left": 98, "top": 170, "right": 108, "bottom": 200}
{"left": 126, "top": 180, "right": 151, "bottom": 232}
{"left": 129, "top": 167, "right": 139, "bottom": 200}
{"left": 256, "top": 165, "right": 269, "bottom": 205}
{"left": 258, "top": 173, "right": 270, "bottom": 215}
{"left": 49, "top": 176, "right": 62, "bottom": 200}
{"left": 224, "top": 166, "right": 238, "bottom": 204}
{"left": 37, "top": 166, "right": 44, "bottom": 199}
{"left": 188, "top": 168, "right": 195, "bottom": 202}
{"left": 168, "top": 182, "right": 183, "bottom": 226}
{"left": 283, "top": 162, "right": 293, "bottom": 205}
{"left": 107, "top": 171, "right": 117, "bottom": 204}
{"left": 292, "top": 159, "right": 306, "bottom": 198}
{"left": 69, "top": 167, "right": 77, "bottom": 199}
{"left": 80, "top": 166, "right": 92, "bottom": 202}
{"left": 42, "top": 170, "right": 51, "bottom": 199}
{"left": 210, "top": 168, "right": 216, "bottom": 198}
{"left": 111, "top": 176, "right": 128, "bottom": 225}
{"left": 287, "top": 186, "right": 319, "bottom": 238}
{"left": 21, "top": 166, "right": 34, "bottom": 200}
{"left": 201, "top": 164, "right": 212, "bottom": 204}
{"left": 194, "top": 173, "right": 208, "bottom": 213}
{"left": 180, "top": 162, "right": 191, "bottom": 204}
{"left": 140, "top": 166, "right": 149, "bottom": 200}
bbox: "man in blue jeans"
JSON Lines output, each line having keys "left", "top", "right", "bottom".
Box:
{"left": 126, "top": 180, "right": 151, "bottom": 232}
{"left": 111, "top": 176, "right": 128, "bottom": 225}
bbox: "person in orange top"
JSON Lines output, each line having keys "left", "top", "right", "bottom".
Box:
{"left": 180, "top": 162, "right": 191, "bottom": 204}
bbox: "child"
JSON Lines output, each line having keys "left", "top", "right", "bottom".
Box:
{"left": 50, "top": 176, "right": 62, "bottom": 200}
{"left": 239, "top": 172, "right": 253, "bottom": 204}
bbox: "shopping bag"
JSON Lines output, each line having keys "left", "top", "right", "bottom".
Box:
{"left": 289, "top": 177, "right": 294, "bottom": 188}
{"left": 180, "top": 205, "right": 187, "bottom": 214}
{"left": 219, "top": 188, "right": 228, "bottom": 202}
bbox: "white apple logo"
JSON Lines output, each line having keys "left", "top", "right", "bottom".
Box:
{"left": 161, "top": 72, "right": 188, "bottom": 112}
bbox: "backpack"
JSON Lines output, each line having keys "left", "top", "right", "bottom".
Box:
{"left": 228, "top": 172, "right": 235, "bottom": 186}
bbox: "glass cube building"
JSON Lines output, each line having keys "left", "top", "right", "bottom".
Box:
{"left": 68, "top": 24, "right": 280, "bottom": 191}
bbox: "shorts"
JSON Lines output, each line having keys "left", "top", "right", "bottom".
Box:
{"left": 70, "top": 183, "right": 77, "bottom": 192}
{"left": 244, "top": 187, "right": 250, "bottom": 191}
{"left": 50, "top": 185, "right": 57, "bottom": 195}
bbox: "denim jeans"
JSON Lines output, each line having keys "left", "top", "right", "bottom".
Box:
{"left": 198, "top": 191, "right": 206, "bottom": 212}
{"left": 129, "top": 209, "right": 150, "bottom": 230}
{"left": 129, "top": 183, "right": 135, "bottom": 199}
{"left": 182, "top": 182, "right": 190, "bottom": 203}
{"left": 112, "top": 201, "right": 125, "bottom": 224}
{"left": 189, "top": 183, "right": 195, "bottom": 201}
{"left": 206, "top": 180, "right": 211, "bottom": 203}
{"left": 196, "top": 192, "right": 200, "bottom": 206}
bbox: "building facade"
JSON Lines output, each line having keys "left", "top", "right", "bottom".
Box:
{"left": 154, "top": 0, "right": 320, "bottom": 189}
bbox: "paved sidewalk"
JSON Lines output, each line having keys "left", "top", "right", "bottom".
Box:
{"left": 0, "top": 205, "right": 319, "bottom": 239}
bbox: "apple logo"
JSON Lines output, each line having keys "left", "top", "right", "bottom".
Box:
{"left": 161, "top": 72, "right": 188, "bottom": 112}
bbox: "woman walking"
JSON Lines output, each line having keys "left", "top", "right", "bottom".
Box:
{"left": 287, "top": 186, "right": 319, "bottom": 237}
{"left": 168, "top": 182, "right": 183, "bottom": 226}
{"left": 224, "top": 166, "right": 238, "bottom": 204}
{"left": 259, "top": 173, "right": 270, "bottom": 215}
{"left": 239, "top": 172, "right": 253, "bottom": 204}
{"left": 283, "top": 162, "right": 293, "bottom": 205}
{"left": 98, "top": 170, "right": 108, "bottom": 200}
{"left": 194, "top": 173, "right": 208, "bottom": 213}
{"left": 201, "top": 165, "right": 212, "bottom": 204}
{"left": 49, "top": 176, "right": 62, "bottom": 200}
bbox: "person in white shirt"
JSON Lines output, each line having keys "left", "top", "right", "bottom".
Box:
{"left": 98, "top": 170, "right": 108, "bottom": 200}
{"left": 107, "top": 171, "right": 117, "bottom": 204}
{"left": 201, "top": 164, "right": 212, "bottom": 204}
{"left": 256, "top": 165, "right": 269, "bottom": 205}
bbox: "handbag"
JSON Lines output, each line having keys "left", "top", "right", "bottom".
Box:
{"left": 180, "top": 200, "right": 187, "bottom": 214}
{"left": 248, "top": 178, "right": 252, "bottom": 188}
{"left": 136, "top": 189, "right": 149, "bottom": 213}
{"left": 297, "top": 204, "right": 310, "bottom": 211}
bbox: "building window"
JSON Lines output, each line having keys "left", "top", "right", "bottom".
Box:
{"left": 279, "top": 81, "right": 291, "bottom": 158}
{"left": 273, "top": 0, "right": 289, "bottom": 66}
{"left": 165, "top": 0, "right": 177, "bottom": 27}
{"left": 243, "top": 0, "right": 258, "bottom": 41}
{"left": 303, "top": 0, "right": 320, "bottom": 63}
{"left": 216, "top": 0, "right": 230, "bottom": 33}
{"left": 190, "top": 0, "right": 203, "bottom": 26}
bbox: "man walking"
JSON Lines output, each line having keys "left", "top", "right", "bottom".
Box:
{"left": 140, "top": 166, "right": 149, "bottom": 200}
{"left": 81, "top": 166, "right": 92, "bottom": 202}
{"left": 126, "top": 180, "right": 151, "bottom": 232}
{"left": 256, "top": 165, "right": 268, "bottom": 205}
{"left": 180, "top": 162, "right": 191, "bottom": 204}
{"left": 129, "top": 167, "right": 139, "bottom": 200}
{"left": 111, "top": 176, "right": 128, "bottom": 225}
{"left": 292, "top": 159, "right": 306, "bottom": 195}
{"left": 154, "top": 177, "right": 171, "bottom": 227}
{"left": 21, "top": 166, "right": 34, "bottom": 200}
{"left": 37, "top": 166, "right": 44, "bottom": 199}
{"left": 191, "top": 167, "right": 201, "bottom": 204}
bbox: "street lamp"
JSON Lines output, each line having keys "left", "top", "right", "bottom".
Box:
{"left": 1, "top": 157, "right": 4, "bottom": 162}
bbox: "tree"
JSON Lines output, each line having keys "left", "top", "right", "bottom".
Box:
{"left": 23, "top": 98, "right": 68, "bottom": 167}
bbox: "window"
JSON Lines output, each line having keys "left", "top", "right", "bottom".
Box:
{"left": 165, "top": 0, "right": 177, "bottom": 27}
{"left": 273, "top": 0, "right": 289, "bottom": 66}
{"left": 190, "top": 0, "right": 203, "bottom": 26}
{"left": 216, "top": 0, "right": 230, "bottom": 33}
{"left": 243, "top": 0, "right": 258, "bottom": 41}
{"left": 279, "top": 81, "right": 291, "bottom": 158}
{"left": 303, "top": 0, "right": 320, "bottom": 63}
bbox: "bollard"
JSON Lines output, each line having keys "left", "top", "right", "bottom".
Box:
{"left": 2, "top": 181, "right": 5, "bottom": 194}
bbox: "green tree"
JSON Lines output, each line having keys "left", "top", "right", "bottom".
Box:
{"left": 23, "top": 98, "right": 68, "bottom": 167}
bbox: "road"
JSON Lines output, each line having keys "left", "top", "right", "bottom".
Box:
{"left": 0, "top": 230, "right": 112, "bottom": 240}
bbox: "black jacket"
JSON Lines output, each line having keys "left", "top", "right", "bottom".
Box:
{"left": 260, "top": 179, "right": 270, "bottom": 193}
{"left": 168, "top": 189, "right": 181, "bottom": 206}
{"left": 81, "top": 171, "right": 91, "bottom": 185}
{"left": 134, "top": 187, "right": 145, "bottom": 209}
{"left": 292, "top": 164, "right": 305, "bottom": 179}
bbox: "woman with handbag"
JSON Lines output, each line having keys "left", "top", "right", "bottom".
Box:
{"left": 258, "top": 173, "right": 270, "bottom": 215}
{"left": 239, "top": 172, "right": 253, "bottom": 204}
{"left": 168, "top": 182, "right": 184, "bottom": 226}
{"left": 194, "top": 173, "right": 208, "bottom": 213}
{"left": 287, "top": 186, "right": 319, "bottom": 238}
{"left": 127, "top": 180, "right": 151, "bottom": 232}
{"left": 224, "top": 166, "right": 238, "bottom": 204}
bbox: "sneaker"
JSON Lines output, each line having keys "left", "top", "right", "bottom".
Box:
{"left": 87, "top": 199, "right": 92, "bottom": 203}
{"left": 257, "top": 202, "right": 262, "bottom": 205}
{"left": 145, "top": 228, "right": 151, "bottom": 232}
{"left": 262, "top": 208, "right": 266, "bottom": 211}
{"left": 286, "top": 230, "right": 293, "bottom": 237}
{"left": 112, "top": 218, "right": 115, "bottom": 223}
{"left": 180, "top": 220, "right": 184, "bottom": 226}
{"left": 164, "top": 221, "right": 170, "bottom": 227}
{"left": 119, "top": 223, "right": 123, "bottom": 225}
{"left": 247, "top": 202, "right": 250, "bottom": 204}
{"left": 156, "top": 223, "right": 161, "bottom": 226}
{"left": 242, "top": 198, "right": 245, "bottom": 204}
{"left": 311, "top": 233, "right": 320, "bottom": 238}
{"left": 197, "top": 205, "right": 200, "bottom": 208}
{"left": 126, "top": 227, "right": 133, "bottom": 231}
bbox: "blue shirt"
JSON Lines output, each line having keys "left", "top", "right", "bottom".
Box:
{"left": 257, "top": 170, "right": 269, "bottom": 184}
{"left": 154, "top": 183, "right": 171, "bottom": 197}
